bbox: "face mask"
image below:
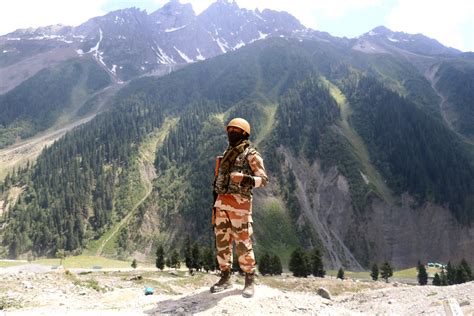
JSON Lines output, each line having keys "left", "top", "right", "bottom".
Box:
{"left": 228, "top": 131, "right": 244, "bottom": 146}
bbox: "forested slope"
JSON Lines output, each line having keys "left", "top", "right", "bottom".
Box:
{"left": 1, "top": 38, "right": 473, "bottom": 267}
{"left": 0, "top": 57, "right": 110, "bottom": 148}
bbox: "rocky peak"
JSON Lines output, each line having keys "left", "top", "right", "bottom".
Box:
{"left": 260, "top": 9, "right": 305, "bottom": 32}
{"left": 366, "top": 25, "right": 393, "bottom": 36}
{"left": 199, "top": 0, "right": 240, "bottom": 21}
{"left": 212, "top": 0, "right": 239, "bottom": 10}
{"left": 150, "top": 0, "right": 196, "bottom": 31}
{"left": 359, "top": 25, "right": 460, "bottom": 56}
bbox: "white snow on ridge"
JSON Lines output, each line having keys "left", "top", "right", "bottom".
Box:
{"left": 174, "top": 46, "right": 193, "bottom": 63}
{"left": 164, "top": 25, "right": 188, "bottom": 33}
{"left": 2, "top": 50, "right": 8, "bottom": 53}
{"left": 215, "top": 37, "right": 229, "bottom": 53}
{"left": 114, "top": 16, "right": 125, "bottom": 24}
{"left": 387, "top": 36, "right": 399, "bottom": 42}
{"left": 249, "top": 31, "right": 269, "bottom": 45}
{"left": 7, "top": 38, "right": 21, "bottom": 41}
{"left": 258, "top": 31, "right": 268, "bottom": 39}
{"left": 87, "top": 28, "right": 103, "bottom": 56}
{"left": 97, "top": 51, "right": 107, "bottom": 68}
{"left": 233, "top": 40, "right": 245, "bottom": 50}
{"left": 254, "top": 11, "right": 264, "bottom": 20}
{"left": 152, "top": 45, "right": 175, "bottom": 64}
{"left": 84, "top": 29, "right": 107, "bottom": 68}
{"left": 111, "top": 64, "right": 117, "bottom": 74}
{"left": 195, "top": 48, "right": 205, "bottom": 61}
{"left": 76, "top": 49, "right": 84, "bottom": 55}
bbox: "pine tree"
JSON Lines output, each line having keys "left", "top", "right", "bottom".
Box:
{"left": 56, "top": 249, "right": 66, "bottom": 266}
{"left": 459, "top": 258, "right": 472, "bottom": 281}
{"left": 311, "top": 248, "right": 325, "bottom": 277}
{"left": 289, "top": 248, "right": 310, "bottom": 277}
{"left": 202, "top": 247, "right": 215, "bottom": 273}
{"left": 440, "top": 269, "right": 448, "bottom": 285}
{"left": 183, "top": 236, "right": 193, "bottom": 273}
{"left": 155, "top": 244, "right": 165, "bottom": 271}
{"left": 370, "top": 263, "right": 379, "bottom": 281}
{"left": 456, "top": 263, "right": 470, "bottom": 284}
{"left": 337, "top": 267, "right": 345, "bottom": 280}
{"left": 270, "top": 254, "right": 283, "bottom": 276}
{"left": 131, "top": 258, "right": 137, "bottom": 269}
{"left": 417, "top": 261, "right": 428, "bottom": 285}
{"left": 258, "top": 252, "right": 271, "bottom": 276}
{"left": 446, "top": 261, "right": 456, "bottom": 285}
{"left": 170, "top": 249, "right": 180, "bottom": 269}
{"left": 191, "top": 243, "right": 201, "bottom": 272}
{"left": 432, "top": 273, "right": 441, "bottom": 286}
{"left": 380, "top": 261, "right": 393, "bottom": 283}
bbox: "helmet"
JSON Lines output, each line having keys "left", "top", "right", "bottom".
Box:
{"left": 227, "top": 118, "right": 250, "bottom": 135}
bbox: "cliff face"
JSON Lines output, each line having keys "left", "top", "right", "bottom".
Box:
{"left": 369, "top": 197, "right": 474, "bottom": 267}
{"left": 283, "top": 149, "right": 474, "bottom": 269}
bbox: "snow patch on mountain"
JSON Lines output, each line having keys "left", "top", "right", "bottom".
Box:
{"left": 215, "top": 37, "right": 229, "bottom": 53}
{"left": 164, "top": 25, "right": 188, "bottom": 32}
{"left": 195, "top": 48, "right": 205, "bottom": 61}
{"left": 87, "top": 29, "right": 103, "bottom": 56}
{"left": 154, "top": 46, "right": 175, "bottom": 64}
{"left": 174, "top": 46, "right": 193, "bottom": 62}
{"left": 233, "top": 40, "right": 245, "bottom": 50}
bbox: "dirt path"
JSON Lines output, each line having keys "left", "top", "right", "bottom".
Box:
{"left": 95, "top": 160, "right": 154, "bottom": 256}
{"left": 95, "top": 118, "right": 176, "bottom": 256}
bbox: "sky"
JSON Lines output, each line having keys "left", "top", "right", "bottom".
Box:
{"left": 0, "top": 0, "right": 473, "bottom": 52}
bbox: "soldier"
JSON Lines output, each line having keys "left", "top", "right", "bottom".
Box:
{"left": 211, "top": 118, "right": 268, "bottom": 298}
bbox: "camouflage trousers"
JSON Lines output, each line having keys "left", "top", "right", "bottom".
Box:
{"left": 213, "top": 194, "right": 255, "bottom": 273}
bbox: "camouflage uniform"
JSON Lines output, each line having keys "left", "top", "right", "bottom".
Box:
{"left": 213, "top": 148, "right": 268, "bottom": 273}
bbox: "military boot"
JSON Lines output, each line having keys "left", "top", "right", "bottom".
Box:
{"left": 242, "top": 272, "right": 255, "bottom": 298}
{"left": 210, "top": 270, "right": 232, "bottom": 293}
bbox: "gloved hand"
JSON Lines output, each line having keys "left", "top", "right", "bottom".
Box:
{"left": 231, "top": 172, "right": 254, "bottom": 186}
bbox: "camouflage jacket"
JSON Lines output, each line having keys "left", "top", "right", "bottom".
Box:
{"left": 214, "top": 146, "right": 268, "bottom": 199}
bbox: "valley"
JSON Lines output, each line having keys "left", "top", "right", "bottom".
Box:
{"left": 0, "top": 81, "right": 123, "bottom": 180}
{"left": 1, "top": 0, "right": 473, "bottom": 275}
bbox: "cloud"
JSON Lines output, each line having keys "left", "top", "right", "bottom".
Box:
{"left": 385, "top": 0, "right": 474, "bottom": 51}
{"left": 0, "top": 0, "right": 107, "bottom": 36}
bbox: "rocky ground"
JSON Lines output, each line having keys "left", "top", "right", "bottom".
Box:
{"left": 0, "top": 265, "right": 472, "bottom": 315}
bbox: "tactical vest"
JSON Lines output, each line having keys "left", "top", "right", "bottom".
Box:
{"left": 214, "top": 147, "right": 256, "bottom": 199}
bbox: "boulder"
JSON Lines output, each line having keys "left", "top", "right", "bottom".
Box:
{"left": 317, "top": 287, "right": 332, "bottom": 300}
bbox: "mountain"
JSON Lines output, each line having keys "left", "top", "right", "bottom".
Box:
{"left": 1, "top": 1, "right": 473, "bottom": 269}
{"left": 0, "top": 57, "right": 110, "bottom": 147}
{"left": 355, "top": 25, "right": 461, "bottom": 56}
{"left": 0, "top": 0, "right": 307, "bottom": 147}
{"left": 0, "top": 0, "right": 305, "bottom": 86}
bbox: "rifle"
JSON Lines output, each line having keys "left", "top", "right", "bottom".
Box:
{"left": 212, "top": 155, "right": 222, "bottom": 226}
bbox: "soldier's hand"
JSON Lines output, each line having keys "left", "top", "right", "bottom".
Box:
{"left": 230, "top": 172, "right": 244, "bottom": 183}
